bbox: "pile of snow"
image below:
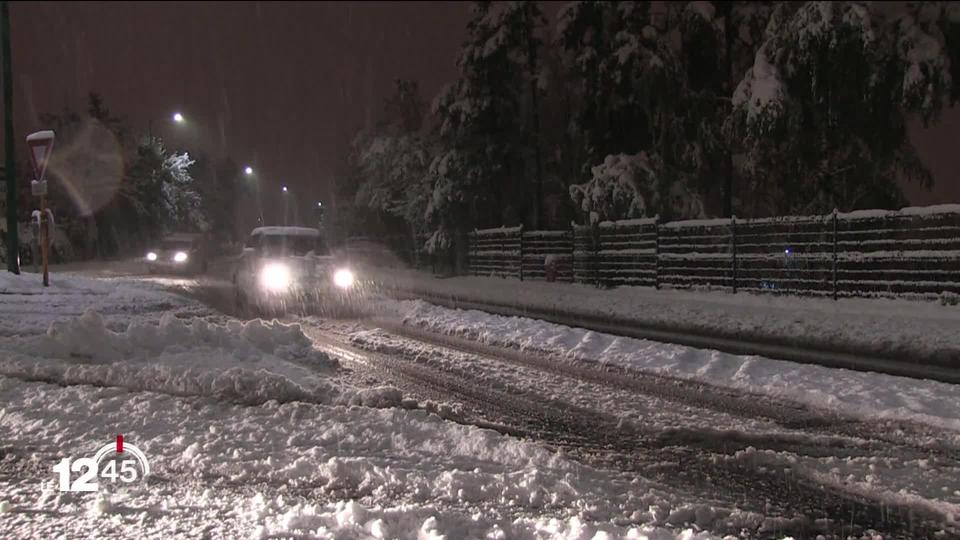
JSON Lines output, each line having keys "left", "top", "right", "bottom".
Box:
{"left": 0, "top": 377, "right": 725, "bottom": 539}
{"left": 0, "top": 308, "right": 342, "bottom": 406}
{"left": 0, "top": 271, "right": 408, "bottom": 408}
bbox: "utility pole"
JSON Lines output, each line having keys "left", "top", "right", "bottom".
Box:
{"left": 2, "top": 1, "right": 17, "bottom": 274}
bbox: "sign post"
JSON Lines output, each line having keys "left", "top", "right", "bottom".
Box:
{"left": 26, "top": 130, "right": 54, "bottom": 286}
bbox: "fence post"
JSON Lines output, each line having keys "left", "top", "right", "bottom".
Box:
{"left": 731, "top": 215, "right": 738, "bottom": 294}
{"left": 832, "top": 209, "right": 838, "bottom": 301}
{"left": 593, "top": 223, "right": 601, "bottom": 288}
{"left": 654, "top": 215, "right": 660, "bottom": 290}
{"left": 518, "top": 225, "right": 524, "bottom": 281}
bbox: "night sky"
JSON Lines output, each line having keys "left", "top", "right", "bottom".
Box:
{"left": 5, "top": 1, "right": 959, "bottom": 220}
{"left": 7, "top": 1, "right": 470, "bottom": 220}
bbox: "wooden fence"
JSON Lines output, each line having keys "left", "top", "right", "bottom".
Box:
{"left": 465, "top": 204, "right": 960, "bottom": 300}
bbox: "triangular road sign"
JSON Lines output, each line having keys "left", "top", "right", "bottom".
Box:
{"left": 26, "top": 130, "right": 55, "bottom": 182}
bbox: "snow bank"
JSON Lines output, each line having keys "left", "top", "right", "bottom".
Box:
{"left": 395, "top": 298, "right": 960, "bottom": 435}
{"left": 0, "top": 308, "right": 341, "bottom": 406}
{"left": 0, "top": 271, "right": 412, "bottom": 410}
{"left": 0, "top": 271, "right": 408, "bottom": 408}
{"left": 370, "top": 268, "right": 960, "bottom": 368}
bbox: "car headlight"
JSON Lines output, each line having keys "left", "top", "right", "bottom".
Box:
{"left": 146, "top": 252, "right": 158, "bottom": 262}
{"left": 333, "top": 268, "right": 355, "bottom": 289}
{"left": 261, "top": 262, "right": 292, "bottom": 292}
{"left": 173, "top": 251, "right": 188, "bottom": 262}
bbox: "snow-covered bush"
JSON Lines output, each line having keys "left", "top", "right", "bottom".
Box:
{"left": 569, "top": 152, "right": 703, "bottom": 224}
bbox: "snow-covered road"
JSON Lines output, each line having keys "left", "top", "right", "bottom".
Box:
{"left": 1, "top": 265, "right": 958, "bottom": 539}
{"left": 304, "top": 317, "right": 958, "bottom": 539}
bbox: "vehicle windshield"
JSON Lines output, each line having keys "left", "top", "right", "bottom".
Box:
{"left": 260, "top": 234, "right": 328, "bottom": 256}
{"left": 161, "top": 240, "right": 193, "bottom": 251}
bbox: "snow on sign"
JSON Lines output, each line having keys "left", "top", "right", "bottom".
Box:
{"left": 26, "top": 129, "right": 55, "bottom": 182}
{"left": 31, "top": 179, "right": 47, "bottom": 196}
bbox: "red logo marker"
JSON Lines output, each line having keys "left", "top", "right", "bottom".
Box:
{"left": 116, "top": 434, "right": 123, "bottom": 453}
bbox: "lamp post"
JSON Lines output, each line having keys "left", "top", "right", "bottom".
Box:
{"left": 2, "top": 1, "right": 18, "bottom": 274}
{"left": 243, "top": 166, "right": 263, "bottom": 226}
{"left": 282, "top": 186, "right": 289, "bottom": 226}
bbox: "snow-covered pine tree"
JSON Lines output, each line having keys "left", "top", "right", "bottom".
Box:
{"left": 559, "top": 1, "right": 705, "bottom": 222}
{"left": 351, "top": 80, "right": 435, "bottom": 260}
{"left": 429, "top": 1, "right": 546, "bottom": 238}
{"left": 726, "top": 1, "right": 956, "bottom": 216}
{"left": 164, "top": 151, "right": 206, "bottom": 232}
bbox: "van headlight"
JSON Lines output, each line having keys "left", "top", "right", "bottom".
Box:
{"left": 173, "top": 251, "right": 188, "bottom": 262}
{"left": 261, "top": 263, "right": 292, "bottom": 292}
{"left": 333, "top": 268, "right": 355, "bottom": 289}
{"left": 146, "top": 252, "right": 158, "bottom": 261}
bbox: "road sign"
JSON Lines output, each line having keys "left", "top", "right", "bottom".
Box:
{"left": 26, "top": 130, "right": 55, "bottom": 182}
{"left": 26, "top": 130, "right": 55, "bottom": 287}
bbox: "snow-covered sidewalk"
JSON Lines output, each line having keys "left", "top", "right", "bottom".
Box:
{"left": 366, "top": 268, "right": 960, "bottom": 367}
{"left": 0, "top": 271, "right": 724, "bottom": 539}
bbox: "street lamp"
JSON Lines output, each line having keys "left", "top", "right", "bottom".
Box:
{"left": 282, "top": 185, "right": 288, "bottom": 192}
{"left": 241, "top": 166, "right": 262, "bottom": 225}
{"left": 317, "top": 201, "right": 322, "bottom": 207}
{"left": 148, "top": 110, "right": 187, "bottom": 139}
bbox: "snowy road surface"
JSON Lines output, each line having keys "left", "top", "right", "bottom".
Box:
{"left": 0, "top": 264, "right": 958, "bottom": 538}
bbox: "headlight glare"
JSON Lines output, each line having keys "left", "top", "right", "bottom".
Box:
{"left": 173, "top": 251, "right": 188, "bottom": 262}
{"left": 146, "top": 252, "right": 158, "bottom": 262}
{"left": 261, "top": 263, "right": 292, "bottom": 292}
{"left": 333, "top": 268, "right": 355, "bottom": 289}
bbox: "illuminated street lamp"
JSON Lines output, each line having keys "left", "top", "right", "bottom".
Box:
{"left": 172, "top": 112, "right": 185, "bottom": 123}
{"left": 244, "top": 166, "right": 253, "bottom": 175}
{"left": 282, "top": 186, "right": 288, "bottom": 192}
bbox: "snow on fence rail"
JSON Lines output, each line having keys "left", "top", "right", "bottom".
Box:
{"left": 465, "top": 204, "right": 960, "bottom": 300}
{"left": 467, "top": 226, "right": 522, "bottom": 279}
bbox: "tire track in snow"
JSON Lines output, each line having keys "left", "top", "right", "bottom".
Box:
{"left": 373, "top": 318, "right": 960, "bottom": 461}
{"left": 305, "top": 325, "right": 956, "bottom": 539}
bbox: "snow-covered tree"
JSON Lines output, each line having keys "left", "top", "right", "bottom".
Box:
{"left": 117, "top": 137, "right": 205, "bottom": 243}
{"left": 558, "top": 1, "right": 709, "bottom": 222}
{"left": 569, "top": 152, "right": 704, "bottom": 224}
{"left": 354, "top": 131, "right": 434, "bottom": 240}
{"left": 347, "top": 80, "right": 436, "bottom": 260}
{"left": 163, "top": 151, "right": 206, "bottom": 232}
{"left": 432, "top": 1, "right": 547, "bottom": 234}
{"left": 557, "top": 2, "right": 672, "bottom": 171}
{"left": 726, "top": 1, "right": 957, "bottom": 215}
